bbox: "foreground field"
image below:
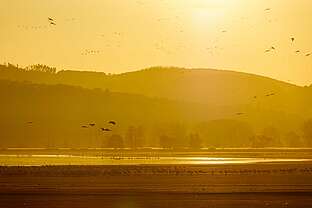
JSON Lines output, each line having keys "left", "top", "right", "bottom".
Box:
{"left": 1, "top": 193, "right": 312, "bottom": 208}
{"left": 1, "top": 149, "right": 312, "bottom": 207}
{"left": 1, "top": 162, "right": 312, "bottom": 194}
{"left": 1, "top": 163, "right": 312, "bottom": 207}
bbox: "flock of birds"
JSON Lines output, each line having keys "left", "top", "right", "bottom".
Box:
{"left": 16, "top": 5, "right": 311, "bottom": 124}
{"left": 235, "top": 92, "right": 276, "bottom": 116}
{"left": 15, "top": 4, "right": 312, "bottom": 61}
{"left": 81, "top": 49, "right": 102, "bottom": 56}
{"left": 17, "top": 17, "right": 57, "bottom": 31}
{"left": 81, "top": 120, "right": 116, "bottom": 132}
{"left": 265, "top": 36, "right": 311, "bottom": 57}
{"left": 27, "top": 120, "right": 117, "bottom": 133}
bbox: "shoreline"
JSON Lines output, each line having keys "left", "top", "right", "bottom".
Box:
{"left": 0, "top": 162, "right": 311, "bottom": 194}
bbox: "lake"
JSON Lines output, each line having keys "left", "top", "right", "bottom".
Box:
{"left": 0, "top": 154, "right": 310, "bottom": 166}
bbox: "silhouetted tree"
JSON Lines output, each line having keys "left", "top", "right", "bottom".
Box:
{"left": 107, "top": 134, "right": 124, "bottom": 148}
{"left": 262, "top": 126, "right": 281, "bottom": 147}
{"left": 197, "top": 120, "right": 254, "bottom": 147}
{"left": 284, "top": 131, "right": 302, "bottom": 147}
{"left": 303, "top": 119, "right": 312, "bottom": 146}
{"left": 126, "top": 126, "right": 136, "bottom": 149}
{"left": 188, "top": 133, "right": 202, "bottom": 149}
{"left": 125, "top": 125, "right": 145, "bottom": 149}
{"left": 159, "top": 135, "right": 172, "bottom": 149}
{"left": 26, "top": 64, "right": 57, "bottom": 74}
{"left": 249, "top": 135, "right": 272, "bottom": 148}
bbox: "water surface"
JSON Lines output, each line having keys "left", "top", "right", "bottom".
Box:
{"left": 0, "top": 154, "right": 310, "bottom": 166}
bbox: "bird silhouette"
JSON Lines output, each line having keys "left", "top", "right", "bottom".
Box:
{"left": 265, "top": 93, "right": 275, "bottom": 97}
{"left": 271, "top": 46, "right": 276, "bottom": 50}
{"left": 264, "top": 8, "right": 271, "bottom": 11}
{"left": 291, "top": 37, "right": 295, "bottom": 42}
{"left": 81, "top": 125, "right": 88, "bottom": 128}
{"left": 48, "top": 17, "right": 54, "bottom": 21}
{"left": 108, "top": 121, "right": 116, "bottom": 125}
{"left": 295, "top": 50, "right": 300, "bottom": 53}
{"left": 305, "top": 53, "right": 311, "bottom": 57}
{"left": 50, "top": 22, "right": 56, "bottom": 26}
{"left": 89, "top": 123, "right": 96, "bottom": 127}
{"left": 100, "top": 128, "right": 112, "bottom": 132}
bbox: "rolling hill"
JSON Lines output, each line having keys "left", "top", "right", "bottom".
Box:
{"left": 1, "top": 64, "right": 311, "bottom": 110}
{"left": 0, "top": 64, "right": 311, "bottom": 148}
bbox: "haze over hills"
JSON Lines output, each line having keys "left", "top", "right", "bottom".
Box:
{"left": 0, "top": 63, "right": 311, "bottom": 148}
{"left": 1, "top": 64, "right": 311, "bottom": 104}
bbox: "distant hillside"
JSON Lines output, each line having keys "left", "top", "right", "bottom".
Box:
{"left": 0, "top": 79, "right": 206, "bottom": 148}
{"left": 1, "top": 64, "right": 311, "bottom": 113}
{"left": 0, "top": 64, "right": 311, "bottom": 148}
{"left": 0, "top": 79, "right": 311, "bottom": 148}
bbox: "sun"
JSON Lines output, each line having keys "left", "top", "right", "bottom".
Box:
{"left": 188, "top": 2, "right": 229, "bottom": 33}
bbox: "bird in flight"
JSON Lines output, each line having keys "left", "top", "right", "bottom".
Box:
{"left": 108, "top": 121, "right": 116, "bottom": 125}
{"left": 89, "top": 123, "right": 96, "bottom": 127}
{"left": 265, "top": 46, "right": 276, "bottom": 53}
{"left": 264, "top": 8, "right": 271, "bottom": 11}
{"left": 305, "top": 53, "right": 311, "bottom": 57}
{"left": 48, "top": 17, "right": 56, "bottom": 26}
{"left": 295, "top": 50, "right": 300, "bottom": 53}
{"left": 100, "top": 128, "right": 112, "bottom": 132}
{"left": 265, "top": 93, "right": 275, "bottom": 97}
{"left": 81, "top": 125, "right": 88, "bottom": 128}
{"left": 235, "top": 112, "right": 244, "bottom": 116}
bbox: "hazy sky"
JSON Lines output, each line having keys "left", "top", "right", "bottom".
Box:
{"left": 1, "top": 0, "right": 312, "bottom": 85}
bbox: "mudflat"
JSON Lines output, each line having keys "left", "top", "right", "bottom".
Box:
{"left": 1, "top": 162, "right": 312, "bottom": 194}
{"left": 1, "top": 149, "right": 312, "bottom": 207}
{"left": 1, "top": 162, "right": 312, "bottom": 207}
{"left": 1, "top": 193, "right": 312, "bottom": 208}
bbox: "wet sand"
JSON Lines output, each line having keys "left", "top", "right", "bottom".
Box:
{"left": 1, "top": 150, "right": 312, "bottom": 207}
{"left": 1, "top": 162, "right": 312, "bottom": 194}
{"left": 1, "top": 163, "right": 312, "bottom": 207}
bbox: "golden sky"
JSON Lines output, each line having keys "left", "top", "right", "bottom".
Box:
{"left": 1, "top": 0, "right": 312, "bottom": 85}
